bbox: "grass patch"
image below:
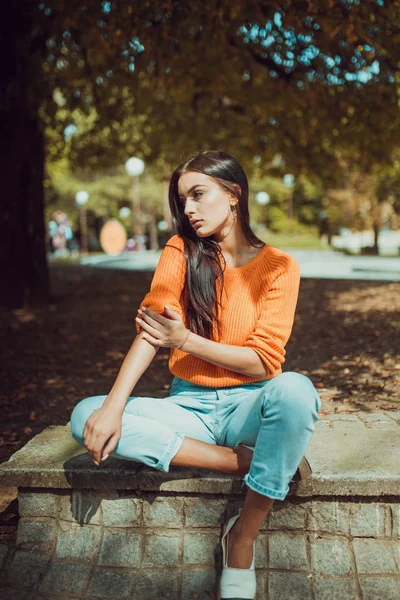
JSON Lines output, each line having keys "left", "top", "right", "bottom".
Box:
{"left": 261, "top": 232, "right": 327, "bottom": 250}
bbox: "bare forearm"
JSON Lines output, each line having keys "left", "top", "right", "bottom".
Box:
{"left": 181, "top": 332, "right": 267, "bottom": 379}
{"left": 102, "top": 332, "right": 159, "bottom": 414}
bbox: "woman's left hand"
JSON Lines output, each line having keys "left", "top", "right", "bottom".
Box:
{"left": 135, "top": 306, "right": 189, "bottom": 349}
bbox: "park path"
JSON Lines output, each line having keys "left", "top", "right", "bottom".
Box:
{"left": 81, "top": 248, "right": 400, "bottom": 281}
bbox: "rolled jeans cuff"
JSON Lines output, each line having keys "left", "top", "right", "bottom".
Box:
{"left": 243, "top": 472, "right": 288, "bottom": 501}
{"left": 155, "top": 432, "right": 185, "bottom": 473}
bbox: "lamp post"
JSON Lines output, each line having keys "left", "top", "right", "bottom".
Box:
{"left": 119, "top": 207, "right": 131, "bottom": 220}
{"left": 118, "top": 207, "right": 132, "bottom": 251}
{"left": 75, "top": 190, "right": 89, "bottom": 255}
{"left": 125, "top": 157, "right": 145, "bottom": 250}
{"left": 163, "top": 164, "right": 173, "bottom": 232}
{"left": 283, "top": 173, "right": 295, "bottom": 222}
{"left": 256, "top": 191, "right": 270, "bottom": 232}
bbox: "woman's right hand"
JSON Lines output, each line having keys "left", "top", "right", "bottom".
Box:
{"left": 83, "top": 406, "right": 122, "bottom": 466}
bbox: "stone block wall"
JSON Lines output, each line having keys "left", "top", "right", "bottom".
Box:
{"left": 1, "top": 490, "right": 400, "bottom": 599}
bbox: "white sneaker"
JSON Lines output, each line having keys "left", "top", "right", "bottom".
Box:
{"left": 219, "top": 508, "right": 256, "bottom": 600}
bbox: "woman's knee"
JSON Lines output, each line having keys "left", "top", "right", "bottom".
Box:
{"left": 262, "top": 372, "right": 320, "bottom": 423}
{"left": 70, "top": 396, "right": 107, "bottom": 443}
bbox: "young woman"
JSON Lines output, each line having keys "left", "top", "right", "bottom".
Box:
{"left": 70, "top": 150, "right": 321, "bottom": 599}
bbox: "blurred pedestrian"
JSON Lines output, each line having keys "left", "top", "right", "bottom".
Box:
{"left": 48, "top": 210, "right": 75, "bottom": 257}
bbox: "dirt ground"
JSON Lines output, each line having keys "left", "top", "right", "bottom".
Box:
{"left": 0, "top": 262, "right": 399, "bottom": 532}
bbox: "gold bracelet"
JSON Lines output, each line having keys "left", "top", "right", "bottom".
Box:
{"left": 177, "top": 330, "right": 191, "bottom": 350}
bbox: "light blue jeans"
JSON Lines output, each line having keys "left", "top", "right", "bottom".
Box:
{"left": 70, "top": 371, "right": 321, "bottom": 501}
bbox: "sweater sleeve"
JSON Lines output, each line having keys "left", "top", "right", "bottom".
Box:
{"left": 135, "top": 236, "right": 187, "bottom": 335}
{"left": 243, "top": 255, "right": 301, "bottom": 378}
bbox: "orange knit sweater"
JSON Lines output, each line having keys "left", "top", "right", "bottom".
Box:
{"left": 135, "top": 234, "right": 301, "bottom": 387}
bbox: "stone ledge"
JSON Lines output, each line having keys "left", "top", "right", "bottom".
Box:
{"left": 1, "top": 419, "right": 400, "bottom": 496}
{"left": 1, "top": 416, "right": 400, "bottom": 599}
{"left": 1, "top": 495, "right": 400, "bottom": 600}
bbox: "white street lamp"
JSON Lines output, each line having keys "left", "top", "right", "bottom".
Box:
{"left": 283, "top": 173, "right": 295, "bottom": 221}
{"left": 256, "top": 191, "right": 270, "bottom": 205}
{"left": 75, "top": 190, "right": 89, "bottom": 206}
{"left": 75, "top": 190, "right": 89, "bottom": 255}
{"left": 119, "top": 207, "right": 131, "bottom": 219}
{"left": 158, "top": 220, "right": 169, "bottom": 231}
{"left": 256, "top": 191, "right": 270, "bottom": 232}
{"left": 125, "top": 157, "right": 145, "bottom": 177}
{"left": 125, "top": 157, "right": 145, "bottom": 250}
{"left": 283, "top": 174, "right": 295, "bottom": 188}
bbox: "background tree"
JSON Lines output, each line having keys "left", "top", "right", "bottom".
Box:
{"left": 1, "top": 0, "right": 399, "bottom": 307}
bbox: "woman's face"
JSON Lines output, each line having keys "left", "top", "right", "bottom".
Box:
{"left": 177, "top": 172, "right": 237, "bottom": 239}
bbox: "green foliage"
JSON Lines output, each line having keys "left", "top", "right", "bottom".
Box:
{"left": 294, "top": 175, "right": 325, "bottom": 224}
{"left": 262, "top": 230, "right": 324, "bottom": 249}
{"left": 376, "top": 149, "right": 400, "bottom": 214}
{"left": 264, "top": 205, "right": 289, "bottom": 233}
{"left": 45, "top": 157, "right": 165, "bottom": 230}
{"left": 9, "top": 1, "right": 400, "bottom": 242}
{"left": 45, "top": 142, "right": 329, "bottom": 233}
{"left": 33, "top": 0, "right": 400, "bottom": 184}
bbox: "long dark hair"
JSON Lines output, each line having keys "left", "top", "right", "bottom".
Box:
{"left": 169, "top": 150, "right": 265, "bottom": 342}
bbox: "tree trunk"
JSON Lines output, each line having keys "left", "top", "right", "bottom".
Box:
{"left": 372, "top": 222, "right": 380, "bottom": 255}
{"left": 0, "top": 2, "right": 49, "bottom": 308}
